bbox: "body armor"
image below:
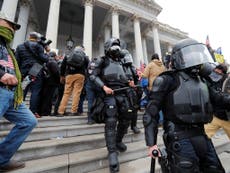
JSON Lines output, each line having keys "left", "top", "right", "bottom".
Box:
{"left": 102, "top": 59, "right": 128, "bottom": 88}
{"left": 164, "top": 72, "right": 213, "bottom": 124}
{"left": 123, "top": 65, "right": 133, "bottom": 80}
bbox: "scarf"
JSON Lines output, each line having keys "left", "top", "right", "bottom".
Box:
{"left": 0, "top": 26, "right": 23, "bottom": 108}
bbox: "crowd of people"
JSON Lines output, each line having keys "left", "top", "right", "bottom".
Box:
{"left": 0, "top": 10, "right": 229, "bottom": 173}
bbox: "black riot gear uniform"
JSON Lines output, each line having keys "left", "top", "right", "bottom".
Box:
{"left": 143, "top": 38, "right": 225, "bottom": 173}
{"left": 121, "top": 49, "right": 141, "bottom": 134}
{"left": 90, "top": 38, "right": 135, "bottom": 173}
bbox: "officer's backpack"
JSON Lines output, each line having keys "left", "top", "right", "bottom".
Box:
{"left": 66, "top": 49, "right": 86, "bottom": 68}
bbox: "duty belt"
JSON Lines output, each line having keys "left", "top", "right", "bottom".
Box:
{"left": 166, "top": 124, "right": 205, "bottom": 141}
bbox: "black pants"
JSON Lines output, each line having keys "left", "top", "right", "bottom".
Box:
{"left": 104, "top": 95, "right": 131, "bottom": 152}
{"left": 39, "top": 84, "right": 58, "bottom": 116}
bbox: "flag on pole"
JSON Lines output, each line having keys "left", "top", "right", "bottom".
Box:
{"left": 214, "top": 47, "right": 224, "bottom": 63}
{"left": 206, "top": 35, "right": 210, "bottom": 46}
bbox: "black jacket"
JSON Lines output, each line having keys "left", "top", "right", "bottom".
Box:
{"left": 44, "top": 58, "right": 60, "bottom": 86}
{"left": 60, "top": 55, "right": 89, "bottom": 76}
{"left": 208, "top": 76, "right": 230, "bottom": 121}
{"left": 15, "top": 40, "right": 49, "bottom": 77}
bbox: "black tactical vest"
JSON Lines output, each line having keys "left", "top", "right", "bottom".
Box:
{"left": 102, "top": 59, "right": 128, "bottom": 88}
{"left": 164, "top": 72, "right": 213, "bottom": 124}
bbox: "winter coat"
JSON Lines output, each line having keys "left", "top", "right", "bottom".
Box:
{"left": 142, "top": 59, "right": 165, "bottom": 90}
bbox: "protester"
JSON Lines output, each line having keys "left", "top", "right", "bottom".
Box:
{"left": 85, "top": 57, "right": 103, "bottom": 124}
{"left": 16, "top": 31, "right": 49, "bottom": 118}
{"left": 39, "top": 51, "right": 60, "bottom": 116}
{"left": 53, "top": 55, "right": 64, "bottom": 115}
{"left": 57, "top": 46, "right": 89, "bottom": 116}
{"left": 0, "top": 11, "right": 37, "bottom": 172}
{"left": 142, "top": 53, "right": 165, "bottom": 91}
{"left": 202, "top": 63, "right": 230, "bottom": 139}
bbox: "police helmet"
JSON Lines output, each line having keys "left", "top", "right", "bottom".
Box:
{"left": 120, "top": 49, "right": 133, "bottom": 65}
{"left": 171, "top": 38, "right": 213, "bottom": 70}
{"left": 104, "top": 37, "right": 121, "bottom": 55}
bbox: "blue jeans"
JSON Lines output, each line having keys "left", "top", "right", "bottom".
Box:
{"left": 78, "top": 88, "right": 86, "bottom": 113}
{"left": 0, "top": 87, "right": 37, "bottom": 166}
{"left": 85, "top": 79, "right": 102, "bottom": 121}
{"left": 29, "top": 72, "right": 44, "bottom": 113}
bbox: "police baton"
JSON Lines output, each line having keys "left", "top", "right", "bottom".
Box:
{"left": 150, "top": 150, "right": 159, "bottom": 173}
{"left": 113, "top": 85, "right": 140, "bottom": 93}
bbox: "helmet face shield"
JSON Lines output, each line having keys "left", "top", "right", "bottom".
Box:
{"left": 173, "top": 44, "right": 214, "bottom": 70}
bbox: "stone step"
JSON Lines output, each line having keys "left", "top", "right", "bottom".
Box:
{"left": 9, "top": 135, "right": 230, "bottom": 173}
{"left": 88, "top": 157, "right": 154, "bottom": 173}
{"left": 0, "top": 114, "right": 92, "bottom": 130}
{"left": 0, "top": 120, "right": 144, "bottom": 142}
{"left": 0, "top": 115, "right": 88, "bottom": 131}
{"left": 0, "top": 113, "right": 144, "bottom": 131}
{"left": 9, "top": 140, "right": 150, "bottom": 173}
{"left": 89, "top": 134, "right": 230, "bottom": 173}
{"left": 13, "top": 129, "right": 148, "bottom": 162}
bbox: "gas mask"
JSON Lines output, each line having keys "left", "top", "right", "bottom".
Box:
{"left": 184, "top": 65, "right": 201, "bottom": 78}
{"left": 109, "top": 45, "right": 121, "bottom": 58}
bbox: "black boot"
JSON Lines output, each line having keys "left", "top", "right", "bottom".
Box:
{"left": 108, "top": 152, "right": 119, "bottom": 173}
{"left": 116, "top": 142, "right": 127, "bottom": 152}
{"left": 131, "top": 126, "right": 141, "bottom": 134}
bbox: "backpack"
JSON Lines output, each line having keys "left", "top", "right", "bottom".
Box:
{"left": 66, "top": 49, "right": 86, "bottom": 68}
{"left": 91, "top": 97, "right": 106, "bottom": 124}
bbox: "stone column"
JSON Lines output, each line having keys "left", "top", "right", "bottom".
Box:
{"left": 142, "top": 36, "right": 148, "bottom": 64}
{"left": 83, "top": 0, "right": 94, "bottom": 59}
{"left": 1, "top": 0, "right": 19, "bottom": 20}
{"left": 99, "top": 38, "right": 104, "bottom": 56}
{"left": 46, "top": 0, "right": 61, "bottom": 49}
{"left": 167, "top": 43, "right": 172, "bottom": 53}
{"left": 104, "top": 24, "right": 111, "bottom": 42}
{"left": 13, "top": 0, "right": 30, "bottom": 48}
{"left": 111, "top": 6, "right": 119, "bottom": 38}
{"left": 133, "top": 15, "right": 144, "bottom": 67}
{"left": 26, "top": 19, "right": 39, "bottom": 39}
{"left": 151, "top": 21, "right": 162, "bottom": 59}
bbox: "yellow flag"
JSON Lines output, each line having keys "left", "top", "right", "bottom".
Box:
{"left": 214, "top": 53, "right": 225, "bottom": 63}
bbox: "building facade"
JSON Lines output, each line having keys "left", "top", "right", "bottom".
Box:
{"left": 0, "top": 0, "right": 188, "bottom": 66}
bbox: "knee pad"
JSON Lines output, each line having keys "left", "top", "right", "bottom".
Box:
{"left": 117, "top": 120, "right": 129, "bottom": 141}
{"left": 105, "top": 117, "right": 117, "bottom": 131}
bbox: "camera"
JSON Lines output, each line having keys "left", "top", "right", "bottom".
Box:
{"left": 38, "top": 36, "right": 52, "bottom": 47}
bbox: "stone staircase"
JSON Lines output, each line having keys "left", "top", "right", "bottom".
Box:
{"left": 0, "top": 95, "right": 229, "bottom": 173}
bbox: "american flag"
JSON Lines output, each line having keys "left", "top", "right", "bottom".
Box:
{"left": 0, "top": 55, "right": 15, "bottom": 70}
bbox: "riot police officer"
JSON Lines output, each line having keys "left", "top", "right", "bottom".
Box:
{"left": 90, "top": 38, "right": 134, "bottom": 173}
{"left": 120, "top": 49, "right": 141, "bottom": 134}
{"left": 143, "top": 38, "right": 225, "bottom": 173}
